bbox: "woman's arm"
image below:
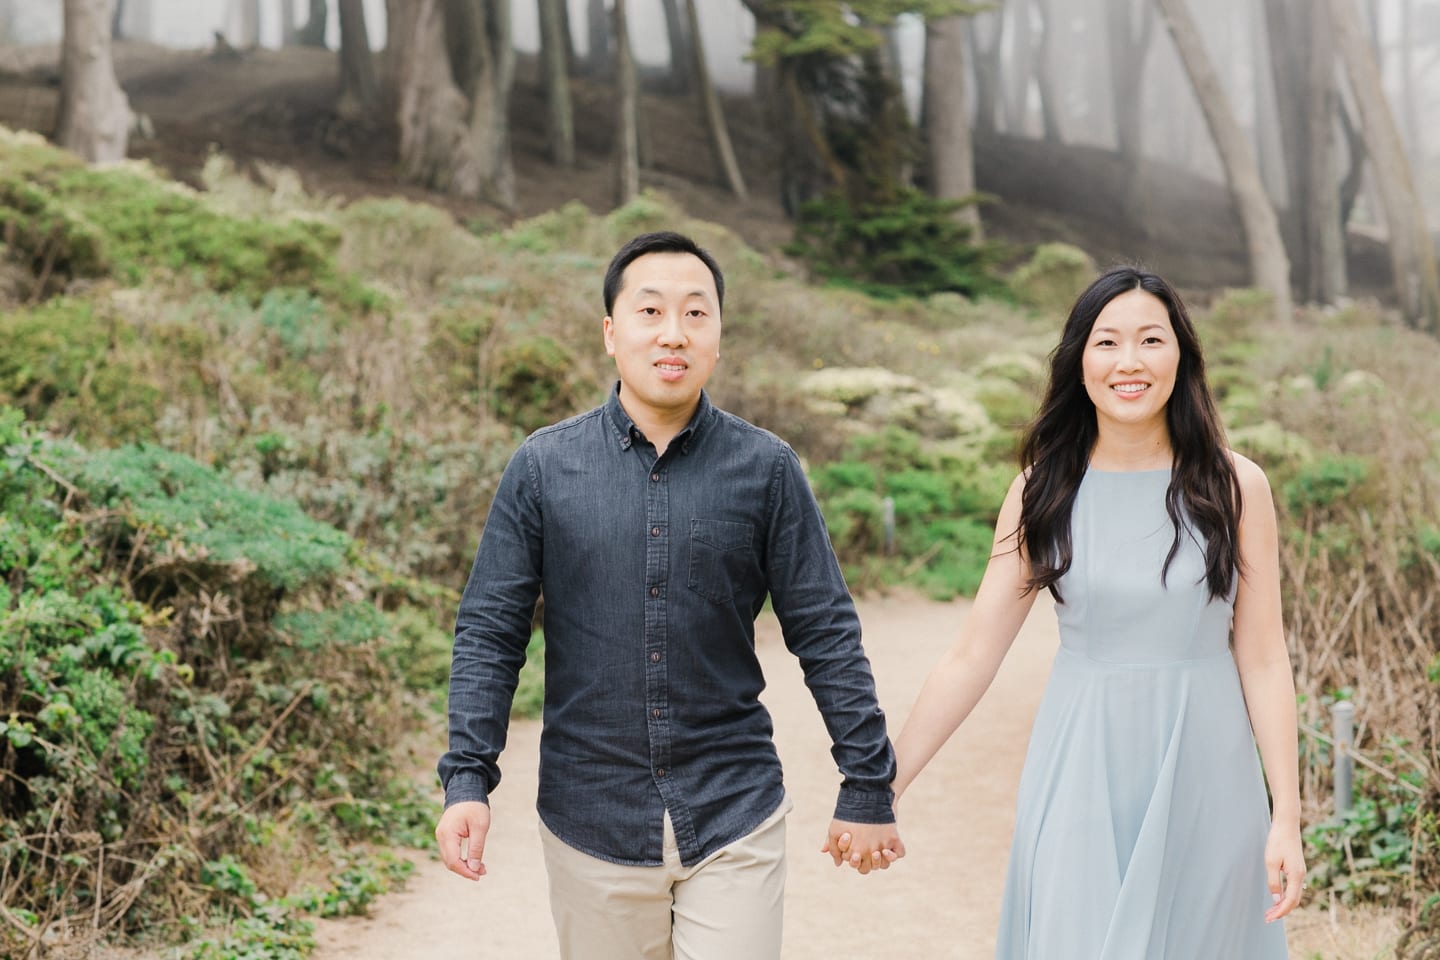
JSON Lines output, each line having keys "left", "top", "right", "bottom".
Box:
{"left": 1229, "top": 451, "right": 1306, "bottom": 922}
{"left": 890, "top": 472, "right": 1041, "bottom": 801}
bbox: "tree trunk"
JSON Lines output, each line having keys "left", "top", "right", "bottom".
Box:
{"left": 1330, "top": 0, "right": 1440, "bottom": 330}
{"left": 1110, "top": 0, "right": 1155, "bottom": 164}
{"left": 1003, "top": 0, "right": 1033, "bottom": 135}
{"left": 395, "top": 0, "right": 514, "bottom": 207}
{"left": 1265, "top": 0, "right": 1346, "bottom": 303}
{"left": 1154, "top": 0, "right": 1292, "bottom": 324}
{"left": 57, "top": 0, "right": 132, "bottom": 165}
{"left": 1033, "top": 0, "right": 1061, "bottom": 142}
{"left": 685, "top": 0, "right": 746, "bottom": 198}
{"left": 586, "top": 0, "right": 613, "bottom": 79}
{"left": 231, "top": 0, "right": 260, "bottom": 48}
{"left": 1399, "top": 0, "right": 1423, "bottom": 175}
{"left": 539, "top": 0, "right": 575, "bottom": 167}
{"left": 614, "top": 0, "right": 640, "bottom": 205}
{"left": 969, "top": 4, "right": 1005, "bottom": 138}
{"left": 924, "top": 14, "right": 981, "bottom": 238}
{"left": 279, "top": 0, "right": 299, "bottom": 45}
{"left": 299, "top": 0, "right": 327, "bottom": 47}
{"left": 659, "top": 0, "right": 693, "bottom": 93}
{"left": 1303, "top": 1, "right": 1346, "bottom": 302}
{"left": 337, "top": 0, "right": 377, "bottom": 119}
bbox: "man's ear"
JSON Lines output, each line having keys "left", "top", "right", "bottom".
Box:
{"left": 603, "top": 315, "right": 616, "bottom": 356}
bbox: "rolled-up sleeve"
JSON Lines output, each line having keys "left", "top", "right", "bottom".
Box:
{"left": 437, "top": 443, "right": 544, "bottom": 808}
{"left": 764, "top": 444, "right": 896, "bottom": 823}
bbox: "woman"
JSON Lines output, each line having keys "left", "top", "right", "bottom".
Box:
{"left": 888, "top": 267, "right": 1304, "bottom": 956}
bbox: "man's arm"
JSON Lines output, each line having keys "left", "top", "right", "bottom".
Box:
{"left": 763, "top": 444, "right": 900, "bottom": 872}
{"left": 435, "top": 444, "right": 544, "bottom": 880}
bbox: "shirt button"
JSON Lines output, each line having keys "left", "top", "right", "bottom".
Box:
{"left": 651, "top": 473, "right": 660, "bottom": 482}
{"left": 651, "top": 526, "right": 661, "bottom": 537}
{"left": 650, "top": 652, "right": 661, "bottom": 663}
{"left": 656, "top": 768, "right": 666, "bottom": 778}
{"left": 649, "top": 586, "right": 660, "bottom": 597}
{"left": 652, "top": 708, "right": 662, "bottom": 719}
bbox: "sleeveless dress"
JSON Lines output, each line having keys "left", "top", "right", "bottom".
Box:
{"left": 995, "top": 469, "right": 1288, "bottom": 959}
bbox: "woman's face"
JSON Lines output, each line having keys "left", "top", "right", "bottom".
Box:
{"left": 1080, "top": 289, "right": 1181, "bottom": 430}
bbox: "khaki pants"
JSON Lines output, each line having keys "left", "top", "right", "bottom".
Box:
{"left": 538, "top": 798, "right": 791, "bottom": 960}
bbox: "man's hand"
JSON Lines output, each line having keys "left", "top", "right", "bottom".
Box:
{"left": 435, "top": 800, "right": 492, "bottom": 880}
{"left": 819, "top": 819, "right": 905, "bottom": 875}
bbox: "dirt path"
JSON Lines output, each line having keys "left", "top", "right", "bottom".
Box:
{"left": 309, "top": 593, "right": 1055, "bottom": 959}
{"left": 308, "top": 594, "right": 1383, "bottom": 960}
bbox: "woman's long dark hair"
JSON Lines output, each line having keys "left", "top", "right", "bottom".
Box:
{"left": 1017, "top": 266, "right": 1242, "bottom": 602}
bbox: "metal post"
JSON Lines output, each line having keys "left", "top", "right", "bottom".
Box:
{"left": 1332, "top": 700, "right": 1354, "bottom": 819}
{"left": 881, "top": 497, "right": 895, "bottom": 556}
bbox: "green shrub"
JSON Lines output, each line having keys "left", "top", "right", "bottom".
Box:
{"left": 1008, "top": 242, "right": 1094, "bottom": 315}
{"left": 787, "top": 188, "right": 1004, "bottom": 300}
{"left": 0, "top": 411, "right": 434, "bottom": 953}
{"left": 489, "top": 335, "right": 597, "bottom": 434}
{"left": 0, "top": 297, "right": 163, "bottom": 439}
{"left": 1282, "top": 455, "right": 1369, "bottom": 513}
{"left": 69, "top": 444, "right": 351, "bottom": 592}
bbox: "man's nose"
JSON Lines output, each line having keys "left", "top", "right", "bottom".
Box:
{"left": 657, "top": 312, "right": 687, "bottom": 345}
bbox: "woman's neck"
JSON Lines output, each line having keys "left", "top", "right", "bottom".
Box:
{"left": 1088, "top": 423, "right": 1172, "bottom": 472}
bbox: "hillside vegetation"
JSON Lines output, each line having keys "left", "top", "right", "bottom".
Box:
{"left": 2, "top": 126, "right": 1438, "bottom": 956}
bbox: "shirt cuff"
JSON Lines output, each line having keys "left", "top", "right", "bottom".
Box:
{"left": 833, "top": 786, "right": 895, "bottom": 824}
{"left": 443, "top": 772, "right": 491, "bottom": 809}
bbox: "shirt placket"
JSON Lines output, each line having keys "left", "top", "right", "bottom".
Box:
{"left": 642, "top": 454, "right": 675, "bottom": 811}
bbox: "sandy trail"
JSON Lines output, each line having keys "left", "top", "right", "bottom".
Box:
{"left": 311, "top": 592, "right": 1056, "bottom": 959}
{"left": 309, "top": 593, "right": 1368, "bottom": 959}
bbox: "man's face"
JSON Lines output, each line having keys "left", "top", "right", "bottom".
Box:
{"left": 603, "top": 251, "right": 722, "bottom": 427}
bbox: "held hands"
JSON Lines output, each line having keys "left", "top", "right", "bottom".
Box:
{"left": 435, "top": 800, "right": 492, "bottom": 881}
{"left": 1263, "top": 818, "right": 1306, "bottom": 923}
{"left": 820, "top": 818, "right": 905, "bottom": 876}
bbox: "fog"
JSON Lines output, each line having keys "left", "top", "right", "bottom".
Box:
{"left": 3, "top": 0, "right": 1437, "bottom": 220}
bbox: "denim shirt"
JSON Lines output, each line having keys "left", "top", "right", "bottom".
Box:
{"left": 438, "top": 384, "right": 896, "bottom": 867}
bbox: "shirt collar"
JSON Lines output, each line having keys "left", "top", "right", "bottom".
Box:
{"left": 604, "top": 381, "right": 713, "bottom": 456}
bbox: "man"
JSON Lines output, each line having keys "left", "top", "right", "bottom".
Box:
{"left": 435, "top": 231, "right": 902, "bottom": 959}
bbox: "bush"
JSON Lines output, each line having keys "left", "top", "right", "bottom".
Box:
{"left": 0, "top": 411, "right": 434, "bottom": 956}
{"left": 787, "top": 188, "right": 1004, "bottom": 300}
{"left": 1008, "top": 242, "right": 1095, "bottom": 315}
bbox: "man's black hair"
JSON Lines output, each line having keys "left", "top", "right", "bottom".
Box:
{"left": 603, "top": 231, "right": 725, "bottom": 315}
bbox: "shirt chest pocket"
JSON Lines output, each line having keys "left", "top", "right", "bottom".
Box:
{"left": 687, "top": 519, "right": 758, "bottom": 605}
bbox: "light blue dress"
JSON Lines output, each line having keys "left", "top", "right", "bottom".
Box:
{"left": 996, "top": 469, "right": 1288, "bottom": 959}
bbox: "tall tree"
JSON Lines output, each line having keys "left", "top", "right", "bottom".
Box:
{"left": 298, "top": 0, "right": 327, "bottom": 47}
{"left": 1032, "top": 0, "right": 1061, "bottom": 141}
{"left": 968, "top": 3, "right": 1005, "bottom": 137}
{"left": 1109, "top": 0, "right": 1155, "bottom": 166}
{"left": 1399, "top": 0, "right": 1423, "bottom": 175}
{"left": 57, "top": 0, "right": 132, "bottom": 165}
{"left": 231, "top": 0, "right": 260, "bottom": 48}
{"left": 686, "top": 0, "right": 747, "bottom": 198}
{"left": 392, "top": 0, "right": 515, "bottom": 207}
{"left": 614, "top": 0, "right": 641, "bottom": 205}
{"left": 1329, "top": 0, "right": 1440, "bottom": 331}
{"left": 337, "top": 0, "right": 378, "bottom": 119}
{"left": 1264, "top": 0, "right": 1345, "bottom": 303}
{"left": 585, "top": 0, "right": 613, "bottom": 78}
{"left": 924, "top": 13, "right": 981, "bottom": 237}
{"left": 279, "top": 0, "right": 299, "bottom": 46}
{"left": 539, "top": 0, "right": 575, "bottom": 167}
{"left": 1003, "top": 0, "right": 1034, "bottom": 135}
{"left": 1154, "top": 0, "right": 1292, "bottom": 324}
{"left": 660, "top": 0, "right": 694, "bottom": 93}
